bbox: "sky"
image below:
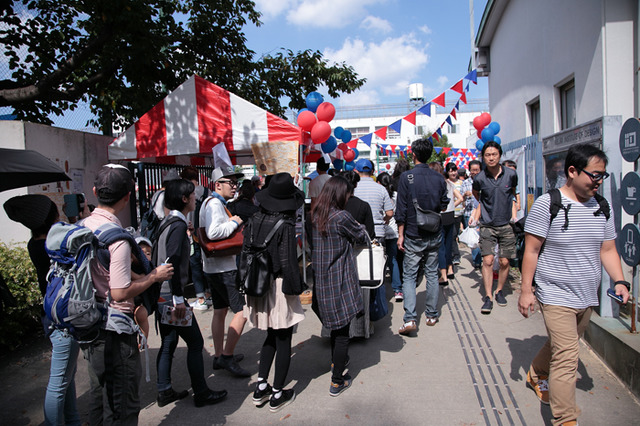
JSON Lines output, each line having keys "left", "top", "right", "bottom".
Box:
{"left": 245, "top": 0, "right": 489, "bottom": 108}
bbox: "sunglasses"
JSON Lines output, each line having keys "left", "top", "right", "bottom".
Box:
{"left": 218, "top": 180, "right": 238, "bottom": 187}
{"left": 577, "top": 168, "right": 609, "bottom": 182}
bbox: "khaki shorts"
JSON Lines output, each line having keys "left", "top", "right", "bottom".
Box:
{"left": 479, "top": 224, "right": 516, "bottom": 259}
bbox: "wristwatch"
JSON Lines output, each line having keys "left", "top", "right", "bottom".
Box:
{"left": 614, "top": 280, "right": 631, "bottom": 291}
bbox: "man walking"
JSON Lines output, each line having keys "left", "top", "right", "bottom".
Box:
{"left": 471, "top": 141, "right": 518, "bottom": 314}
{"left": 200, "top": 166, "right": 251, "bottom": 377}
{"left": 518, "top": 143, "right": 629, "bottom": 426}
{"left": 83, "top": 164, "right": 174, "bottom": 424}
{"left": 395, "top": 138, "right": 449, "bottom": 334}
{"left": 354, "top": 158, "right": 394, "bottom": 242}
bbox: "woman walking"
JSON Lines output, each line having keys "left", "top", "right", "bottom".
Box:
{"left": 243, "top": 173, "right": 306, "bottom": 412}
{"left": 377, "top": 172, "right": 404, "bottom": 302}
{"left": 434, "top": 163, "right": 463, "bottom": 286}
{"left": 311, "top": 176, "right": 368, "bottom": 396}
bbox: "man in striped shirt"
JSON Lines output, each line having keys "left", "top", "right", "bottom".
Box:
{"left": 518, "top": 143, "right": 629, "bottom": 426}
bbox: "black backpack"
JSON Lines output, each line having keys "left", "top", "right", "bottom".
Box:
{"left": 139, "top": 190, "right": 163, "bottom": 241}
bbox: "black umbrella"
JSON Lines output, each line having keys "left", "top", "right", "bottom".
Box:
{"left": 0, "top": 148, "right": 71, "bottom": 192}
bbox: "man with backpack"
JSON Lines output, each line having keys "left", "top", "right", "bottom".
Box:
{"left": 82, "top": 164, "right": 174, "bottom": 425}
{"left": 518, "top": 143, "right": 629, "bottom": 426}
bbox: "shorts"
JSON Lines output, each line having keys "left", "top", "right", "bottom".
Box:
{"left": 479, "top": 224, "right": 516, "bottom": 259}
{"left": 204, "top": 270, "right": 245, "bottom": 313}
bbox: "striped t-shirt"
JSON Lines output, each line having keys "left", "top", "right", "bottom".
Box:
{"left": 524, "top": 192, "right": 616, "bottom": 309}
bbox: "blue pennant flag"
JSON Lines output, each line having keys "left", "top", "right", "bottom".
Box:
{"left": 428, "top": 136, "right": 433, "bottom": 144}
{"left": 455, "top": 101, "right": 460, "bottom": 110}
{"left": 436, "top": 128, "right": 442, "bottom": 137}
{"left": 434, "top": 147, "right": 442, "bottom": 154}
{"left": 465, "top": 82, "right": 470, "bottom": 92}
{"left": 389, "top": 119, "right": 402, "bottom": 134}
{"left": 452, "top": 148, "right": 459, "bottom": 155}
{"left": 446, "top": 116, "right": 452, "bottom": 126}
{"left": 360, "top": 133, "right": 373, "bottom": 147}
{"left": 464, "top": 69, "right": 477, "bottom": 84}
{"left": 418, "top": 102, "right": 432, "bottom": 116}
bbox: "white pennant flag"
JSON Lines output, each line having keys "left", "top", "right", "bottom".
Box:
{"left": 212, "top": 143, "right": 233, "bottom": 169}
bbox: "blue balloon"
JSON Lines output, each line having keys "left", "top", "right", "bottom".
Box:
{"left": 321, "top": 136, "right": 337, "bottom": 153}
{"left": 334, "top": 126, "right": 344, "bottom": 139}
{"left": 475, "top": 139, "right": 485, "bottom": 151}
{"left": 488, "top": 121, "right": 501, "bottom": 135}
{"left": 345, "top": 161, "right": 356, "bottom": 171}
{"left": 305, "top": 92, "right": 324, "bottom": 113}
{"left": 332, "top": 158, "right": 344, "bottom": 170}
{"left": 341, "top": 130, "right": 352, "bottom": 143}
{"left": 481, "top": 127, "right": 495, "bottom": 143}
{"left": 493, "top": 136, "right": 501, "bottom": 145}
{"left": 297, "top": 108, "right": 309, "bottom": 117}
{"left": 352, "top": 148, "right": 359, "bottom": 160}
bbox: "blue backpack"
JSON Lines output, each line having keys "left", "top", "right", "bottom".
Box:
{"left": 44, "top": 221, "right": 151, "bottom": 342}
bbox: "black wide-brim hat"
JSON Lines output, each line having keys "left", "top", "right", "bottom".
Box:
{"left": 255, "top": 172, "right": 304, "bottom": 212}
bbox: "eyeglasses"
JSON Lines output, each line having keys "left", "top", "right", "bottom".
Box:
{"left": 577, "top": 168, "right": 610, "bottom": 182}
{"left": 218, "top": 180, "right": 238, "bottom": 187}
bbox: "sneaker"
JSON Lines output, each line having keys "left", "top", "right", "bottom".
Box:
{"left": 213, "top": 353, "right": 244, "bottom": 370}
{"left": 526, "top": 371, "right": 550, "bottom": 405}
{"left": 269, "top": 389, "right": 295, "bottom": 412}
{"left": 252, "top": 382, "right": 272, "bottom": 406}
{"left": 191, "top": 298, "right": 209, "bottom": 311}
{"left": 329, "top": 374, "right": 352, "bottom": 397}
{"left": 481, "top": 296, "right": 493, "bottom": 314}
{"left": 398, "top": 320, "right": 417, "bottom": 335}
{"left": 205, "top": 296, "right": 213, "bottom": 306}
{"left": 193, "top": 389, "right": 227, "bottom": 407}
{"left": 425, "top": 317, "right": 438, "bottom": 326}
{"left": 394, "top": 291, "right": 404, "bottom": 302}
{"left": 495, "top": 290, "right": 507, "bottom": 307}
{"left": 157, "top": 388, "right": 189, "bottom": 407}
{"left": 452, "top": 257, "right": 461, "bottom": 265}
{"left": 216, "top": 355, "right": 251, "bottom": 377}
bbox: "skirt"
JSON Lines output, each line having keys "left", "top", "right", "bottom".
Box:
{"left": 243, "top": 277, "right": 305, "bottom": 331}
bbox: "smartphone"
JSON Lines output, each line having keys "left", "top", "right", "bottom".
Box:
{"left": 63, "top": 193, "right": 86, "bottom": 218}
{"left": 606, "top": 288, "right": 624, "bottom": 304}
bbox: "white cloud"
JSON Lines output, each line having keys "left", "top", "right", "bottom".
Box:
{"left": 360, "top": 16, "right": 392, "bottom": 33}
{"left": 253, "top": 0, "right": 297, "bottom": 20}
{"left": 324, "top": 34, "right": 429, "bottom": 98}
{"left": 335, "top": 90, "right": 381, "bottom": 107}
{"left": 419, "top": 25, "right": 432, "bottom": 35}
{"left": 286, "top": 0, "right": 385, "bottom": 28}
{"left": 437, "top": 75, "right": 449, "bottom": 87}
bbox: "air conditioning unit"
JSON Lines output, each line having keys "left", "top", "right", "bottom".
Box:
{"left": 475, "top": 47, "right": 490, "bottom": 76}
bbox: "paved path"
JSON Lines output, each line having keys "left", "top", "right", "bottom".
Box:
{"left": 2, "top": 249, "right": 639, "bottom": 425}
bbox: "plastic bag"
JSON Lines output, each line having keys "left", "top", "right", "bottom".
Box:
{"left": 459, "top": 226, "right": 479, "bottom": 249}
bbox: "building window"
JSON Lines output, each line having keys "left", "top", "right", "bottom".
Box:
{"left": 345, "top": 127, "right": 370, "bottom": 139}
{"left": 448, "top": 124, "right": 459, "bottom": 134}
{"left": 528, "top": 99, "right": 540, "bottom": 135}
{"left": 560, "top": 79, "right": 575, "bottom": 130}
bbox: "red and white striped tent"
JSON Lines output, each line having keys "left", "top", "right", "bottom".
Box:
{"left": 108, "top": 75, "right": 304, "bottom": 165}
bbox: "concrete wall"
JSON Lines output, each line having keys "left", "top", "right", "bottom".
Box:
{"left": 0, "top": 121, "right": 115, "bottom": 246}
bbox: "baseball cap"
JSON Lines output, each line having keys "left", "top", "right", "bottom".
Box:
{"left": 211, "top": 165, "right": 244, "bottom": 182}
{"left": 94, "top": 164, "right": 134, "bottom": 204}
{"left": 355, "top": 158, "right": 373, "bottom": 173}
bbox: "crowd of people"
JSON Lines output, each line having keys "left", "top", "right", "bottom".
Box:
{"left": 2, "top": 137, "right": 631, "bottom": 426}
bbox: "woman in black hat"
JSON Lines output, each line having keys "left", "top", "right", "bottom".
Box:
{"left": 243, "top": 172, "right": 305, "bottom": 413}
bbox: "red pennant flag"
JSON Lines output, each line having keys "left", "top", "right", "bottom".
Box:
{"left": 451, "top": 109, "right": 457, "bottom": 120}
{"left": 403, "top": 111, "right": 416, "bottom": 125}
{"left": 390, "top": 145, "right": 397, "bottom": 152}
{"left": 347, "top": 139, "right": 358, "bottom": 148}
{"left": 450, "top": 80, "right": 464, "bottom": 94}
{"left": 432, "top": 92, "right": 445, "bottom": 107}
{"left": 374, "top": 127, "right": 388, "bottom": 140}
{"left": 459, "top": 92, "right": 467, "bottom": 104}
{"left": 432, "top": 132, "right": 440, "bottom": 142}
{"left": 442, "top": 147, "right": 451, "bottom": 154}
{"left": 461, "top": 149, "right": 468, "bottom": 155}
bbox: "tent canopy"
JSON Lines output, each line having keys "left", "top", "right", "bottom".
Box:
{"left": 109, "top": 75, "right": 304, "bottom": 165}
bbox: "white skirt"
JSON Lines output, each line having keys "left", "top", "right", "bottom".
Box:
{"left": 243, "top": 277, "right": 305, "bottom": 331}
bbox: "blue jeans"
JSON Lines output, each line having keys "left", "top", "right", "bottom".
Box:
{"left": 472, "top": 247, "right": 482, "bottom": 266}
{"left": 190, "top": 245, "right": 207, "bottom": 299}
{"left": 157, "top": 314, "right": 208, "bottom": 396}
{"left": 438, "top": 223, "right": 455, "bottom": 270}
{"left": 402, "top": 233, "right": 441, "bottom": 322}
{"left": 44, "top": 329, "right": 81, "bottom": 426}
{"left": 384, "top": 238, "right": 403, "bottom": 293}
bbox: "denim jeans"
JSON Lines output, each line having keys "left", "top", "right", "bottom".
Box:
{"left": 472, "top": 247, "right": 482, "bottom": 266}
{"left": 44, "top": 329, "right": 81, "bottom": 426}
{"left": 438, "top": 223, "right": 455, "bottom": 270}
{"left": 189, "top": 245, "right": 206, "bottom": 299}
{"left": 384, "top": 238, "right": 403, "bottom": 293}
{"left": 157, "top": 314, "right": 208, "bottom": 396}
{"left": 402, "top": 232, "right": 441, "bottom": 322}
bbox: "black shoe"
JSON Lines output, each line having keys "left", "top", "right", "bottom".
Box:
{"left": 212, "top": 353, "right": 244, "bottom": 370}
{"left": 495, "top": 290, "right": 507, "bottom": 307}
{"left": 157, "top": 388, "right": 189, "bottom": 407}
{"left": 269, "top": 389, "right": 295, "bottom": 413}
{"left": 194, "top": 389, "right": 228, "bottom": 407}
{"left": 481, "top": 296, "right": 493, "bottom": 314}
{"left": 253, "top": 382, "right": 272, "bottom": 406}
{"left": 216, "top": 355, "right": 251, "bottom": 377}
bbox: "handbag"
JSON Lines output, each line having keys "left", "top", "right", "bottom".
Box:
{"left": 197, "top": 198, "right": 244, "bottom": 258}
{"left": 408, "top": 173, "right": 441, "bottom": 233}
{"left": 355, "top": 234, "right": 386, "bottom": 289}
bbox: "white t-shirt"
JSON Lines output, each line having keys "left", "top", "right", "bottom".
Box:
{"left": 199, "top": 195, "right": 239, "bottom": 273}
{"left": 524, "top": 192, "right": 616, "bottom": 309}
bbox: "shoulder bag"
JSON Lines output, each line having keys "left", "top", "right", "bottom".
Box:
{"left": 408, "top": 173, "right": 441, "bottom": 233}
{"left": 197, "top": 198, "right": 244, "bottom": 257}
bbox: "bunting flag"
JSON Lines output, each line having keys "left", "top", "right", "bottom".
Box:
{"left": 418, "top": 102, "right": 432, "bottom": 116}
{"left": 451, "top": 108, "right": 457, "bottom": 120}
{"left": 465, "top": 82, "right": 470, "bottom": 92}
{"left": 347, "top": 139, "right": 358, "bottom": 148}
{"left": 451, "top": 148, "right": 459, "bottom": 155}
{"left": 465, "top": 69, "right": 477, "bottom": 84}
{"left": 433, "top": 132, "right": 440, "bottom": 142}
{"left": 432, "top": 92, "right": 445, "bottom": 107}
{"left": 442, "top": 147, "right": 451, "bottom": 154}
{"left": 461, "top": 148, "right": 468, "bottom": 155}
{"left": 459, "top": 92, "right": 467, "bottom": 104}
{"left": 436, "top": 128, "right": 442, "bottom": 137}
{"left": 403, "top": 111, "right": 416, "bottom": 125}
{"left": 360, "top": 133, "right": 372, "bottom": 147}
{"left": 374, "top": 127, "right": 388, "bottom": 140}
{"left": 445, "top": 116, "right": 452, "bottom": 126}
{"left": 450, "top": 79, "right": 464, "bottom": 94}
{"left": 434, "top": 147, "right": 442, "bottom": 154}
{"left": 388, "top": 119, "right": 402, "bottom": 134}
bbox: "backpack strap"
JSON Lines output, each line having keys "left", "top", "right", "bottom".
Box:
{"left": 151, "top": 216, "right": 183, "bottom": 266}
{"left": 548, "top": 188, "right": 571, "bottom": 230}
{"left": 593, "top": 193, "right": 611, "bottom": 220}
{"left": 94, "top": 224, "right": 152, "bottom": 274}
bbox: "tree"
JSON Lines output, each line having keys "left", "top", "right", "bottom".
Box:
{"left": 0, "top": 1, "right": 365, "bottom": 134}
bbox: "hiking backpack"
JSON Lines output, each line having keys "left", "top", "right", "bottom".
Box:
{"left": 44, "top": 221, "right": 152, "bottom": 341}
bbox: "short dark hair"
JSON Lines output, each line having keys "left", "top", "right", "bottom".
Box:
{"left": 339, "top": 170, "right": 360, "bottom": 190}
{"left": 445, "top": 162, "right": 458, "bottom": 173}
{"left": 180, "top": 166, "right": 199, "bottom": 182}
{"left": 468, "top": 160, "right": 482, "bottom": 170}
{"left": 317, "top": 157, "right": 330, "bottom": 172}
{"left": 164, "top": 179, "right": 195, "bottom": 211}
{"left": 237, "top": 179, "right": 256, "bottom": 201}
{"left": 411, "top": 137, "right": 433, "bottom": 163}
{"left": 457, "top": 168, "right": 467, "bottom": 178}
{"left": 502, "top": 160, "right": 517, "bottom": 169}
{"left": 564, "top": 143, "right": 608, "bottom": 177}
{"left": 481, "top": 141, "right": 503, "bottom": 159}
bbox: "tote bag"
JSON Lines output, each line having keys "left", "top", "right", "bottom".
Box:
{"left": 355, "top": 235, "right": 386, "bottom": 289}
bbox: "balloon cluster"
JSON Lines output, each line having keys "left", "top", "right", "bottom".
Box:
{"left": 297, "top": 92, "right": 358, "bottom": 170}
{"left": 473, "top": 112, "right": 501, "bottom": 151}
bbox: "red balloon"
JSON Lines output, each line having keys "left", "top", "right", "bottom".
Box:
{"left": 477, "top": 129, "right": 483, "bottom": 140}
{"left": 310, "top": 121, "right": 332, "bottom": 144}
{"left": 337, "top": 143, "right": 349, "bottom": 152}
{"left": 297, "top": 111, "right": 317, "bottom": 132}
{"left": 480, "top": 112, "right": 492, "bottom": 128}
{"left": 473, "top": 116, "right": 484, "bottom": 131}
{"left": 386, "top": 163, "right": 391, "bottom": 170}
{"left": 343, "top": 149, "right": 356, "bottom": 162}
{"left": 316, "top": 102, "right": 336, "bottom": 122}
